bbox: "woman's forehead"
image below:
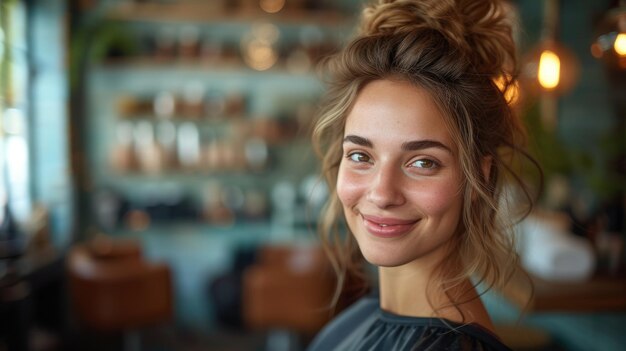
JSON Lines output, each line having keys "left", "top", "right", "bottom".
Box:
{"left": 344, "top": 80, "right": 455, "bottom": 149}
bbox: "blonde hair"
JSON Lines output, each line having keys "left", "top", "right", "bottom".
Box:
{"left": 313, "top": 0, "right": 538, "bottom": 317}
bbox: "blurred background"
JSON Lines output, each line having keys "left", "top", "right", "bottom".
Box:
{"left": 0, "top": 0, "right": 625, "bottom": 350}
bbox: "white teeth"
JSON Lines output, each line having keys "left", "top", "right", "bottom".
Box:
{"left": 379, "top": 224, "right": 388, "bottom": 227}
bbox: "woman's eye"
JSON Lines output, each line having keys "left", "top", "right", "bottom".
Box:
{"left": 411, "top": 159, "right": 437, "bottom": 169}
{"left": 347, "top": 152, "right": 370, "bottom": 163}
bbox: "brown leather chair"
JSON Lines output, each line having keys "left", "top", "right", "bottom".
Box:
{"left": 67, "top": 237, "right": 173, "bottom": 348}
{"left": 242, "top": 245, "right": 335, "bottom": 340}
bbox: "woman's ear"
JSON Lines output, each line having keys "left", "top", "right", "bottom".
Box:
{"left": 471, "top": 156, "right": 493, "bottom": 202}
{"left": 481, "top": 155, "right": 493, "bottom": 182}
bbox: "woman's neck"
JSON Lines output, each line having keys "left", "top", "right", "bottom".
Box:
{"left": 378, "top": 265, "right": 495, "bottom": 332}
{"left": 378, "top": 263, "right": 434, "bottom": 316}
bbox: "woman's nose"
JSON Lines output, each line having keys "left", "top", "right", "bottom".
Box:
{"left": 366, "top": 165, "right": 405, "bottom": 208}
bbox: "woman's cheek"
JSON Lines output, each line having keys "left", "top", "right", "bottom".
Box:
{"left": 409, "top": 180, "right": 462, "bottom": 214}
{"left": 337, "top": 169, "right": 365, "bottom": 207}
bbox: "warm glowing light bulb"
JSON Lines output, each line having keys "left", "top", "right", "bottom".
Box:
{"left": 260, "top": 0, "right": 285, "bottom": 14}
{"left": 614, "top": 33, "right": 626, "bottom": 56}
{"left": 538, "top": 50, "right": 560, "bottom": 89}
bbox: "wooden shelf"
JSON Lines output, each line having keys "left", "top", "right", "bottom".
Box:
{"left": 114, "top": 114, "right": 248, "bottom": 123}
{"left": 85, "top": 2, "right": 329, "bottom": 222}
{"left": 101, "top": 57, "right": 243, "bottom": 69}
{"left": 106, "top": 2, "right": 353, "bottom": 27}
{"left": 108, "top": 169, "right": 270, "bottom": 179}
{"left": 97, "top": 57, "right": 322, "bottom": 77}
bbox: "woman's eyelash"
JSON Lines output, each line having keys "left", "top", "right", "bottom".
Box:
{"left": 409, "top": 158, "right": 440, "bottom": 169}
{"left": 346, "top": 152, "right": 371, "bottom": 163}
{"left": 344, "top": 152, "right": 440, "bottom": 169}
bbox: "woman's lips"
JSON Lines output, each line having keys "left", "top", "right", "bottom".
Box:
{"left": 361, "top": 214, "right": 418, "bottom": 238}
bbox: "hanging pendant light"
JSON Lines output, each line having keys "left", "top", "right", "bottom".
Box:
{"left": 522, "top": 0, "right": 580, "bottom": 95}
{"left": 523, "top": 39, "right": 579, "bottom": 95}
{"left": 522, "top": 0, "right": 580, "bottom": 130}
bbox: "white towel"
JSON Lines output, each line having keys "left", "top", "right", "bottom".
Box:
{"left": 519, "top": 214, "right": 596, "bottom": 281}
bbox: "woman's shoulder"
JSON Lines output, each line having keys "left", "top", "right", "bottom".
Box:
{"left": 307, "top": 296, "right": 512, "bottom": 351}
{"left": 307, "top": 296, "right": 381, "bottom": 350}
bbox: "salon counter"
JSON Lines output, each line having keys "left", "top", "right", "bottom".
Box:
{"left": 502, "top": 270, "right": 626, "bottom": 313}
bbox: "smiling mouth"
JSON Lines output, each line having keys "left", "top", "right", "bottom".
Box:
{"left": 361, "top": 214, "right": 418, "bottom": 237}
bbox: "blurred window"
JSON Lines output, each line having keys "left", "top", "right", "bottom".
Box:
{"left": 1, "top": 0, "right": 31, "bottom": 222}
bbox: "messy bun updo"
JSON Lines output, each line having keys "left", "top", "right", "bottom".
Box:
{"left": 360, "top": 0, "right": 517, "bottom": 78}
{"left": 313, "top": 0, "right": 536, "bottom": 317}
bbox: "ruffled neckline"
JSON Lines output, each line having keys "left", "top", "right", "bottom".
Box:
{"left": 376, "top": 306, "right": 504, "bottom": 344}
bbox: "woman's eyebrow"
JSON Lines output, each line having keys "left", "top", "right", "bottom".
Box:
{"left": 344, "top": 135, "right": 451, "bottom": 154}
{"left": 343, "top": 135, "right": 373, "bottom": 147}
{"left": 401, "top": 140, "right": 452, "bottom": 153}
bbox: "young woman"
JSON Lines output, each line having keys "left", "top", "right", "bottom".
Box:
{"left": 308, "top": 0, "right": 537, "bottom": 350}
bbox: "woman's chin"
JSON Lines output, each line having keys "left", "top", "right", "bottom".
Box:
{"left": 360, "top": 249, "right": 408, "bottom": 267}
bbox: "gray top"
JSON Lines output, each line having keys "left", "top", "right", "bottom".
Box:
{"left": 307, "top": 296, "right": 511, "bottom": 351}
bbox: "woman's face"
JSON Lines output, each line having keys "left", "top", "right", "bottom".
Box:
{"left": 337, "top": 79, "right": 464, "bottom": 268}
